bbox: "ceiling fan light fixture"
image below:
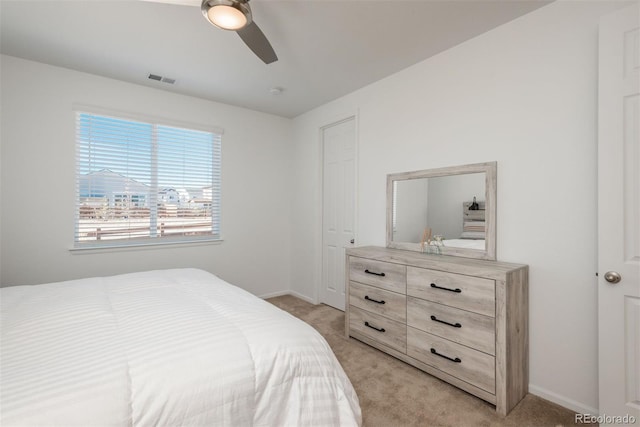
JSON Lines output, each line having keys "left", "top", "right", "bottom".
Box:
{"left": 201, "top": 0, "right": 252, "bottom": 31}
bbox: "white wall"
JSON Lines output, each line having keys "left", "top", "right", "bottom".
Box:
{"left": 290, "top": 0, "right": 627, "bottom": 414}
{"left": 0, "top": 55, "right": 292, "bottom": 298}
{"left": 394, "top": 178, "right": 429, "bottom": 243}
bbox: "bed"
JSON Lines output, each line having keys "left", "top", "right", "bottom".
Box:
{"left": 442, "top": 238, "right": 485, "bottom": 250}
{"left": 448, "top": 200, "right": 486, "bottom": 250}
{"left": 0, "top": 268, "right": 361, "bottom": 426}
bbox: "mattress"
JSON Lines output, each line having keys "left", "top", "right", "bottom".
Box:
{"left": 0, "top": 268, "right": 361, "bottom": 426}
{"left": 443, "top": 238, "right": 486, "bottom": 250}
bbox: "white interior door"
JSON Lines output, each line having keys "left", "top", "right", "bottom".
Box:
{"left": 598, "top": 3, "right": 640, "bottom": 421}
{"left": 321, "top": 118, "right": 356, "bottom": 310}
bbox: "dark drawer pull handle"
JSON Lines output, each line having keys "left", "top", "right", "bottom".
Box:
{"left": 430, "top": 283, "right": 462, "bottom": 293}
{"left": 430, "top": 315, "right": 462, "bottom": 328}
{"left": 365, "top": 295, "right": 386, "bottom": 304}
{"left": 430, "top": 348, "right": 461, "bottom": 363}
{"left": 364, "top": 321, "right": 385, "bottom": 332}
{"left": 365, "top": 269, "right": 386, "bottom": 277}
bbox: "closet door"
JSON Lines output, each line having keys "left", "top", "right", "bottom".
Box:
{"left": 321, "top": 117, "right": 356, "bottom": 310}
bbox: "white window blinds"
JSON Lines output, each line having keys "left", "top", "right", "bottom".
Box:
{"left": 75, "top": 112, "right": 222, "bottom": 248}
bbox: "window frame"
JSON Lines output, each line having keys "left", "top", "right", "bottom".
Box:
{"left": 72, "top": 106, "right": 223, "bottom": 251}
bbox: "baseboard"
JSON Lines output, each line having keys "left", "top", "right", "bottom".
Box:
{"left": 259, "top": 290, "right": 317, "bottom": 305}
{"left": 529, "top": 384, "right": 598, "bottom": 415}
{"left": 287, "top": 290, "right": 316, "bottom": 304}
{"left": 258, "top": 290, "right": 290, "bottom": 299}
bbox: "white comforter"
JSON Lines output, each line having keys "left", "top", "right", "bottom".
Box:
{"left": 0, "top": 268, "right": 361, "bottom": 426}
{"left": 443, "top": 238, "right": 486, "bottom": 250}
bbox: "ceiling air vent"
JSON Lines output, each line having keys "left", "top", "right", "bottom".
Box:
{"left": 148, "top": 74, "right": 175, "bottom": 85}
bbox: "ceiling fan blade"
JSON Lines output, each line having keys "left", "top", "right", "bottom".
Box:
{"left": 236, "top": 22, "right": 278, "bottom": 64}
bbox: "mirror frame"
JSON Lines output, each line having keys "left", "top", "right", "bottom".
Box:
{"left": 386, "top": 161, "right": 497, "bottom": 260}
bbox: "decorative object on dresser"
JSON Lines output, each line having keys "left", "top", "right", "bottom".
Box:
{"left": 345, "top": 246, "right": 528, "bottom": 416}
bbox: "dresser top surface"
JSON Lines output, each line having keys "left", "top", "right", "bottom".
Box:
{"left": 347, "top": 246, "right": 527, "bottom": 281}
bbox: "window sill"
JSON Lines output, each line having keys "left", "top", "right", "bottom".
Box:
{"left": 69, "top": 237, "right": 224, "bottom": 254}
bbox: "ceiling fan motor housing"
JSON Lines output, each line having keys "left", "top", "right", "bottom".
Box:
{"left": 201, "top": 0, "right": 252, "bottom": 30}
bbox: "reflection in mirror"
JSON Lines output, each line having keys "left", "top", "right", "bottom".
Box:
{"left": 387, "top": 162, "right": 496, "bottom": 260}
{"left": 393, "top": 173, "right": 485, "bottom": 245}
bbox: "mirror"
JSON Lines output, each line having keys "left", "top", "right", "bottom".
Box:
{"left": 386, "top": 162, "right": 496, "bottom": 260}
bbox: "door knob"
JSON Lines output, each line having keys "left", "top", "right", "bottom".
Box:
{"left": 604, "top": 271, "right": 622, "bottom": 284}
{"left": 350, "top": 239, "right": 355, "bottom": 244}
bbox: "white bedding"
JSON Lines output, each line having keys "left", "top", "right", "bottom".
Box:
{"left": 444, "top": 238, "right": 486, "bottom": 250}
{"left": 0, "top": 268, "right": 361, "bottom": 426}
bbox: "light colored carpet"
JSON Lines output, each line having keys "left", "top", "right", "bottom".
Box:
{"left": 267, "top": 295, "right": 579, "bottom": 427}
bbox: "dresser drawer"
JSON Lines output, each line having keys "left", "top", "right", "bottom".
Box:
{"left": 407, "top": 297, "right": 495, "bottom": 355}
{"left": 407, "top": 267, "right": 495, "bottom": 317}
{"left": 349, "top": 281, "right": 406, "bottom": 323}
{"left": 407, "top": 327, "right": 495, "bottom": 394}
{"left": 349, "top": 306, "right": 407, "bottom": 353}
{"left": 349, "top": 257, "right": 406, "bottom": 294}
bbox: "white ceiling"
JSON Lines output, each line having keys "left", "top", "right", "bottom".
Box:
{"left": 0, "top": 0, "right": 551, "bottom": 118}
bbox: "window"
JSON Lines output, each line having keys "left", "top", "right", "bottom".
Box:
{"left": 75, "top": 111, "right": 222, "bottom": 248}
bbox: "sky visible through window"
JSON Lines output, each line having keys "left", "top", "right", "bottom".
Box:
{"left": 78, "top": 113, "right": 214, "bottom": 189}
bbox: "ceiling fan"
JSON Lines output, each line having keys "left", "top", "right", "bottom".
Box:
{"left": 147, "top": 0, "right": 278, "bottom": 64}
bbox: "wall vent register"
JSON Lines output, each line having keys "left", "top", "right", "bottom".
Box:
{"left": 148, "top": 73, "right": 176, "bottom": 84}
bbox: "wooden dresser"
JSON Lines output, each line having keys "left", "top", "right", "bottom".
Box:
{"left": 345, "top": 246, "right": 528, "bottom": 416}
